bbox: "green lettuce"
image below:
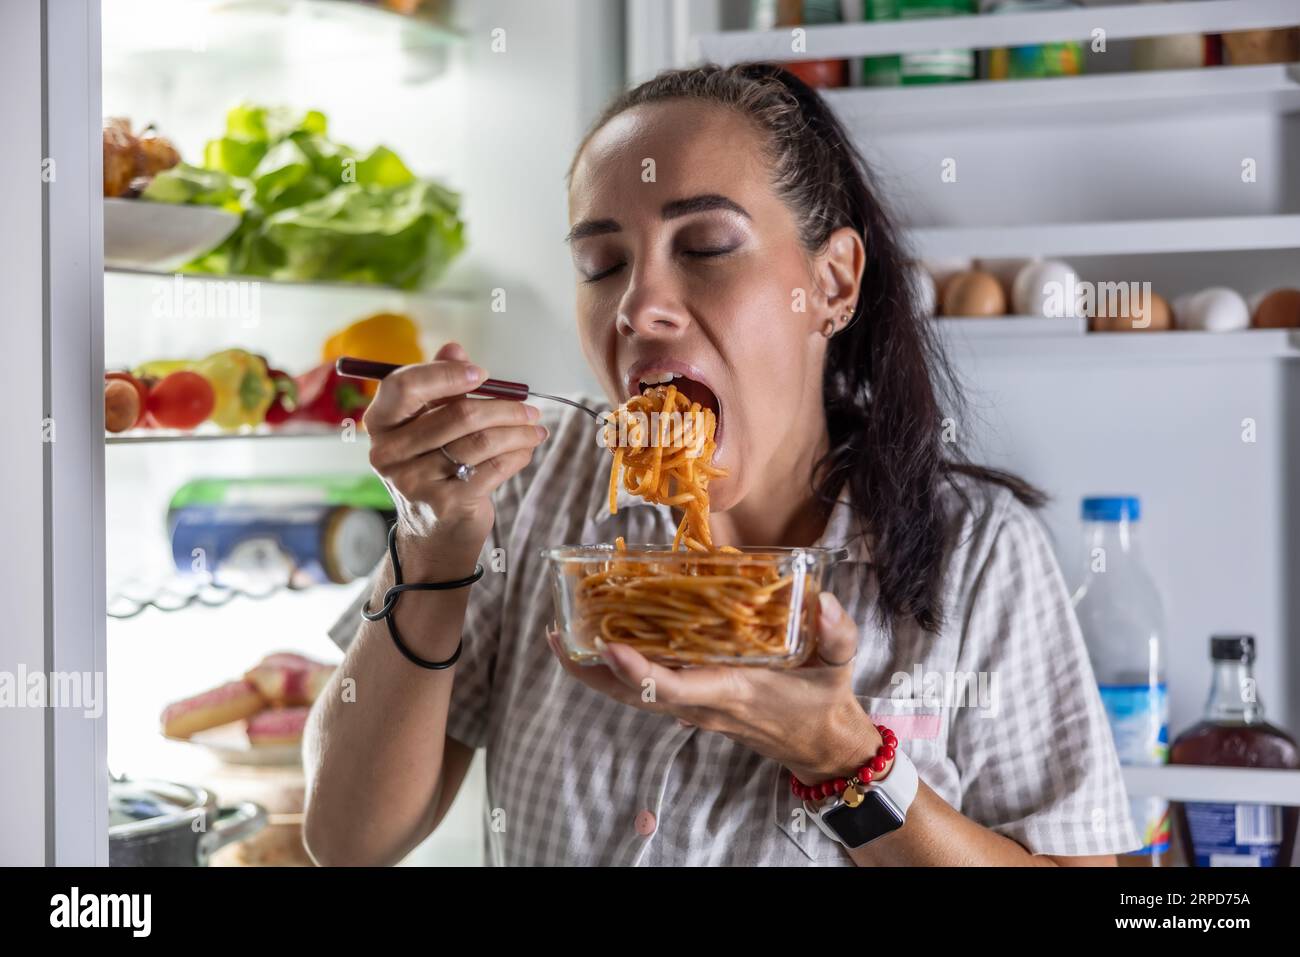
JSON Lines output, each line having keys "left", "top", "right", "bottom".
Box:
{"left": 141, "top": 163, "right": 243, "bottom": 212}
{"left": 143, "top": 104, "right": 464, "bottom": 289}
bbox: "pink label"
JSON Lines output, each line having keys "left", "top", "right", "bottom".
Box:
{"left": 869, "top": 712, "right": 941, "bottom": 740}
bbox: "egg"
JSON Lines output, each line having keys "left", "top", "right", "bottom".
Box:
{"left": 1012, "top": 259, "right": 1080, "bottom": 318}
{"left": 1221, "top": 28, "right": 1300, "bottom": 67}
{"left": 923, "top": 258, "right": 973, "bottom": 294}
{"left": 1251, "top": 288, "right": 1300, "bottom": 329}
{"left": 1173, "top": 287, "right": 1250, "bottom": 332}
{"left": 907, "top": 261, "right": 938, "bottom": 318}
{"left": 976, "top": 257, "right": 1034, "bottom": 303}
{"left": 1091, "top": 290, "right": 1172, "bottom": 332}
{"left": 940, "top": 270, "right": 1007, "bottom": 317}
{"left": 1134, "top": 33, "right": 1207, "bottom": 71}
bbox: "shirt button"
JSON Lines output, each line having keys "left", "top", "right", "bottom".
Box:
{"left": 634, "top": 810, "right": 657, "bottom": 836}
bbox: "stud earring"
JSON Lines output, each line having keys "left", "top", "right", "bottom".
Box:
{"left": 823, "top": 312, "right": 855, "bottom": 338}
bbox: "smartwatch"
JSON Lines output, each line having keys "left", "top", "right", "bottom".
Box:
{"left": 804, "top": 749, "right": 919, "bottom": 850}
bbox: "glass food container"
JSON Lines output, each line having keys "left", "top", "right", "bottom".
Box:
{"left": 544, "top": 544, "right": 848, "bottom": 669}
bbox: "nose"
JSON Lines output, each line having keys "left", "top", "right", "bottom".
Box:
{"left": 615, "top": 263, "right": 689, "bottom": 339}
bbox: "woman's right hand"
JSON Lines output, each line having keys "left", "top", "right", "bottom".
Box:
{"left": 363, "top": 341, "right": 548, "bottom": 579}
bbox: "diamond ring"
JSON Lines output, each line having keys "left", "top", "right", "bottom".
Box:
{"left": 439, "top": 445, "right": 475, "bottom": 482}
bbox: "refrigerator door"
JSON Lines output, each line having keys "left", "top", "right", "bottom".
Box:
{"left": 0, "top": 0, "right": 107, "bottom": 866}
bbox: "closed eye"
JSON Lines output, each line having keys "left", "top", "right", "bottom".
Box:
{"left": 582, "top": 246, "right": 738, "bottom": 282}
{"left": 583, "top": 262, "right": 625, "bottom": 283}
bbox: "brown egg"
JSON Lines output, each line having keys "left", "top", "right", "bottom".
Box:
{"left": 1251, "top": 288, "right": 1300, "bottom": 329}
{"left": 1221, "top": 28, "right": 1300, "bottom": 66}
{"left": 940, "top": 270, "right": 1006, "bottom": 317}
{"left": 1091, "top": 290, "right": 1171, "bottom": 332}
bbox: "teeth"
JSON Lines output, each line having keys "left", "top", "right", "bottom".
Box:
{"left": 639, "top": 371, "right": 680, "bottom": 387}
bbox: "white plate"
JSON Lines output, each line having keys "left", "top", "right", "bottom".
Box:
{"left": 164, "top": 723, "right": 301, "bottom": 768}
{"left": 104, "top": 198, "right": 240, "bottom": 271}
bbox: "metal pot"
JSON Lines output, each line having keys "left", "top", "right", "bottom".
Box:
{"left": 109, "top": 776, "right": 267, "bottom": 867}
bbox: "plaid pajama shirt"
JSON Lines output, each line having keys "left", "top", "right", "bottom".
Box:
{"left": 329, "top": 399, "right": 1141, "bottom": 865}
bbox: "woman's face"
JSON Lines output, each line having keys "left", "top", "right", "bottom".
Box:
{"left": 567, "top": 99, "right": 856, "bottom": 511}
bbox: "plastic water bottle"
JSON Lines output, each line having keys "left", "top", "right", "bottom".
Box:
{"left": 1071, "top": 495, "right": 1170, "bottom": 865}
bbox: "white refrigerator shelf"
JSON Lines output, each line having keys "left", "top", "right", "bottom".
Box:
{"left": 934, "top": 321, "right": 1300, "bottom": 361}
{"left": 696, "top": 0, "right": 1300, "bottom": 64}
{"left": 823, "top": 63, "right": 1300, "bottom": 133}
{"left": 908, "top": 215, "right": 1300, "bottom": 260}
{"left": 1124, "top": 765, "right": 1300, "bottom": 805}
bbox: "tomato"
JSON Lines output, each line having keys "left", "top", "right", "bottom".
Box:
{"left": 146, "top": 370, "right": 216, "bottom": 430}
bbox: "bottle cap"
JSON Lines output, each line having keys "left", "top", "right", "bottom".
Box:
{"left": 1210, "top": 635, "right": 1255, "bottom": 662}
{"left": 1081, "top": 496, "right": 1140, "bottom": 522}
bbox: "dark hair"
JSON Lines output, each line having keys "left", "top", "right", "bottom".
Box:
{"left": 572, "top": 63, "right": 1045, "bottom": 634}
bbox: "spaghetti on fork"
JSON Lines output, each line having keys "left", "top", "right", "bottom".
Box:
{"left": 603, "top": 383, "right": 731, "bottom": 552}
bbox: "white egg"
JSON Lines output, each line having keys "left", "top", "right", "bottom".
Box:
{"left": 1012, "top": 259, "right": 1080, "bottom": 318}
{"left": 907, "top": 261, "right": 937, "bottom": 318}
{"left": 1173, "top": 287, "right": 1250, "bottom": 332}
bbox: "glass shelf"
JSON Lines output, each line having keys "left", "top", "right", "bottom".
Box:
{"left": 105, "top": 424, "right": 357, "bottom": 444}
{"left": 105, "top": 264, "right": 479, "bottom": 307}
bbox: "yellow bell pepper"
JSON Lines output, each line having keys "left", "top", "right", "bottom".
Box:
{"left": 133, "top": 358, "right": 195, "bottom": 380}
{"left": 322, "top": 312, "right": 423, "bottom": 395}
{"left": 195, "top": 348, "right": 275, "bottom": 429}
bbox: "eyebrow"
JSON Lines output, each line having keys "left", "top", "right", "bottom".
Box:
{"left": 565, "top": 193, "right": 751, "bottom": 244}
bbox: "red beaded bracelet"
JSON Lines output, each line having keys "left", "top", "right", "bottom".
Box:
{"left": 790, "top": 725, "right": 898, "bottom": 808}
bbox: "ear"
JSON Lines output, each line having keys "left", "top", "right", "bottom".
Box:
{"left": 810, "top": 226, "right": 866, "bottom": 334}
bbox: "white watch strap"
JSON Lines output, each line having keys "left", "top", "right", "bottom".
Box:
{"left": 807, "top": 749, "right": 920, "bottom": 848}
{"left": 877, "top": 747, "right": 919, "bottom": 813}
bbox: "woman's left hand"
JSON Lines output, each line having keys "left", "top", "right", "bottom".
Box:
{"left": 545, "top": 591, "right": 882, "bottom": 784}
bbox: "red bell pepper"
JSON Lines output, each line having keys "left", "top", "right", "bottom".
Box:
{"left": 291, "top": 361, "right": 370, "bottom": 425}
{"left": 262, "top": 366, "right": 300, "bottom": 425}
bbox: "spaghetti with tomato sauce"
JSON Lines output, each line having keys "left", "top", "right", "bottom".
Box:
{"left": 572, "top": 384, "right": 809, "bottom": 664}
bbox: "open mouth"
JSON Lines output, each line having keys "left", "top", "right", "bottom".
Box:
{"left": 638, "top": 372, "right": 720, "bottom": 418}
{"left": 632, "top": 369, "right": 724, "bottom": 450}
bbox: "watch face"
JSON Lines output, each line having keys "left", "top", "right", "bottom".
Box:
{"left": 823, "top": 790, "right": 905, "bottom": 848}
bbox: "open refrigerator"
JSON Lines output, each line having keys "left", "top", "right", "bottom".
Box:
{"left": 3, "top": 0, "right": 622, "bottom": 867}
{"left": 2, "top": 0, "right": 1299, "bottom": 867}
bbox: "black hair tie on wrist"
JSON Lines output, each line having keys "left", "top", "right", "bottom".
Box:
{"left": 361, "top": 523, "right": 484, "bottom": 670}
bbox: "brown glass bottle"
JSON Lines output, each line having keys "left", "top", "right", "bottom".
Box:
{"left": 1170, "top": 635, "right": 1299, "bottom": 867}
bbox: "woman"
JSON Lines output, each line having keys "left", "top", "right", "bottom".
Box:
{"left": 303, "top": 64, "right": 1140, "bottom": 866}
